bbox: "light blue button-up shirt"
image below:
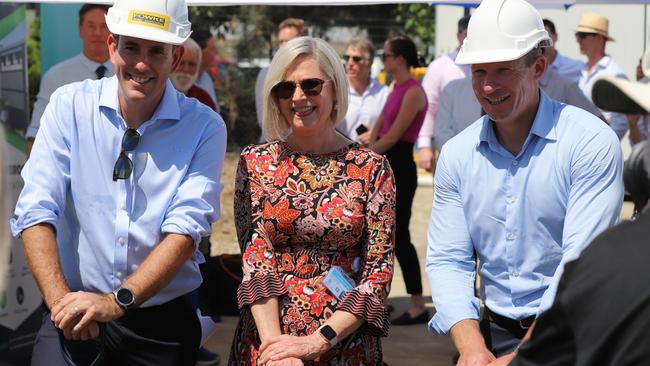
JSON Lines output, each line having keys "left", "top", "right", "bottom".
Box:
{"left": 426, "top": 91, "right": 623, "bottom": 334}
{"left": 11, "top": 76, "right": 227, "bottom": 307}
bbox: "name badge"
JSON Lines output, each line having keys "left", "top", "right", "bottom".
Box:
{"left": 323, "top": 266, "right": 356, "bottom": 300}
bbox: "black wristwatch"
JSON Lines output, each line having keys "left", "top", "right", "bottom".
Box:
{"left": 317, "top": 325, "right": 338, "bottom": 346}
{"left": 113, "top": 287, "right": 135, "bottom": 311}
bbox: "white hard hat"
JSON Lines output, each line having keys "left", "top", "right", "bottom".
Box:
{"left": 105, "top": 0, "right": 192, "bottom": 46}
{"left": 455, "top": 0, "right": 551, "bottom": 65}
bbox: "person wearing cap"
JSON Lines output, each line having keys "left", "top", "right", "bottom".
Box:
{"left": 542, "top": 18, "right": 584, "bottom": 84}
{"left": 511, "top": 75, "right": 650, "bottom": 366}
{"left": 425, "top": 0, "right": 624, "bottom": 365}
{"left": 575, "top": 12, "right": 629, "bottom": 140}
{"left": 336, "top": 36, "right": 388, "bottom": 142}
{"left": 10, "top": 0, "right": 227, "bottom": 364}
{"left": 416, "top": 15, "right": 471, "bottom": 174}
{"left": 26, "top": 4, "right": 114, "bottom": 156}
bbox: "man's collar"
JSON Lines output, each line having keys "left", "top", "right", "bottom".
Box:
{"left": 479, "top": 90, "right": 557, "bottom": 147}
{"left": 99, "top": 77, "right": 181, "bottom": 127}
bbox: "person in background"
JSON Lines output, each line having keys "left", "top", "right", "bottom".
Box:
{"left": 171, "top": 38, "right": 218, "bottom": 112}
{"left": 575, "top": 12, "right": 629, "bottom": 139}
{"left": 26, "top": 3, "right": 113, "bottom": 155}
{"left": 416, "top": 15, "right": 471, "bottom": 174}
{"left": 542, "top": 19, "right": 584, "bottom": 83}
{"left": 229, "top": 36, "right": 395, "bottom": 365}
{"left": 368, "top": 36, "right": 428, "bottom": 326}
{"left": 170, "top": 36, "right": 221, "bottom": 366}
{"left": 336, "top": 36, "right": 388, "bottom": 142}
{"left": 511, "top": 73, "right": 650, "bottom": 366}
{"left": 255, "top": 18, "right": 308, "bottom": 142}
{"left": 191, "top": 29, "right": 220, "bottom": 110}
{"left": 625, "top": 51, "right": 650, "bottom": 145}
{"left": 11, "top": 0, "right": 227, "bottom": 364}
{"left": 426, "top": 0, "right": 623, "bottom": 364}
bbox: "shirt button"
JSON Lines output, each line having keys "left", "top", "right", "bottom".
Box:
{"left": 512, "top": 160, "right": 519, "bottom": 166}
{"left": 514, "top": 299, "right": 522, "bottom": 305}
{"left": 508, "top": 196, "right": 517, "bottom": 204}
{"left": 118, "top": 237, "right": 125, "bottom": 245}
{"left": 121, "top": 204, "right": 127, "bottom": 210}
{"left": 116, "top": 271, "right": 123, "bottom": 278}
{"left": 506, "top": 233, "right": 516, "bottom": 241}
{"left": 512, "top": 270, "right": 520, "bottom": 277}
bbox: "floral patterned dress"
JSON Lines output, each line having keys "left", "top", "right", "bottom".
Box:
{"left": 228, "top": 141, "right": 396, "bottom": 366}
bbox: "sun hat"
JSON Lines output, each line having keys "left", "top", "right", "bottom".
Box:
{"left": 575, "top": 12, "right": 614, "bottom": 42}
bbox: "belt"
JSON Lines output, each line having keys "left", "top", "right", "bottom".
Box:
{"left": 485, "top": 307, "right": 535, "bottom": 331}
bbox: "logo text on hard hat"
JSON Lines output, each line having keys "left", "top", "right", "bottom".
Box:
{"left": 128, "top": 10, "right": 170, "bottom": 31}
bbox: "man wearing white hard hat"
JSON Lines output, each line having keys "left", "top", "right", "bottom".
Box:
{"left": 575, "top": 12, "right": 629, "bottom": 140}
{"left": 425, "top": 0, "right": 623, "bottom": 365}
{"left": 10, "top": 0, "right": 227, "bottom": 364}
{"left": 511, "top": 75, "right": 650, "bottom": 366}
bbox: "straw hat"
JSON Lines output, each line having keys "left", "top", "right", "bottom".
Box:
{"left": 575, "top": 12, "right": 614, "bottom": 41}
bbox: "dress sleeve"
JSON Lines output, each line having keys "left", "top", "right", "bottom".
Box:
{"left": 336, "top": 156, "right": 396, "bottom": 337}
{"left": 235, "top": 147, "right": 287, "bottom": 308}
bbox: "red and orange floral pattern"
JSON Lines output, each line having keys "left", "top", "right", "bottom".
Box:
{"left": 229, "top": 141, "right": 396, "bottom": 365}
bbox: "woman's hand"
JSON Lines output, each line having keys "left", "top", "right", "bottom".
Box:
{"left": 266, "top": 357, "right": 304, "bottom": 366}
{"left": 258, "top": 334, "right": 329, "bottom": 364}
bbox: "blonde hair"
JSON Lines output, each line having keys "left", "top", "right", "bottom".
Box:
{"left": 262, "top": 36, "right": 349, "bottom": 141}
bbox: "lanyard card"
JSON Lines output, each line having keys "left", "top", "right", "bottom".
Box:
{"left": 323, "top": 266, "right": 355, "bottom": 300}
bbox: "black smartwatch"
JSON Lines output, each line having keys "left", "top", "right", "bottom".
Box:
{"left": 113, "top": 287, "right": 135, "bottom": 311}
{"left": 317, "top": 324, "right": 338, "bottom": 346}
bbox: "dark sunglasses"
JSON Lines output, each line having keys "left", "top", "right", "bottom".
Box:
{"left": 343, "top": 54, "right": 365, "bottom": 63}
{"left": 381, "top": 53, "right": 396, "bottom": 61}
{"left": 272, "top": 78, "right": 328, "bottom": 99}
{"left": 575, "top": 32, "right": 597, "bottom": 40}
{"left": 112, "top": 128, "right": 140, "bottom": 182}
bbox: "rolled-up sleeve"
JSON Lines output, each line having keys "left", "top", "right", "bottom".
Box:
{"left": 11, "top": 88, "right": 72, "bottom": 236}
{"left": 426, "top": 147, "right": 481, "bottom": 334}
{"left": 235, "top": 147, "right": 286, "bottom": 308}
{"left": 161, "top": 119, "right": 227, "bottom": 244}
{"left": 537, "top": 128, "right": 623, "bottom": 313}
{"left": 337, "top": 156, "right": 395, "bottom": 337}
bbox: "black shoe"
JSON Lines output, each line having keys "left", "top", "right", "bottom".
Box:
{"left": 391, "top": 310, "right": 430, "bottom": 325}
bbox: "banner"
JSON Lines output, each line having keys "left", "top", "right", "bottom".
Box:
{"left": 0, "top": 4, "right": 42, "bottom": 365}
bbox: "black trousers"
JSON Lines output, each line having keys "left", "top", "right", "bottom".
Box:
{"left": 31, "top": 294, "right": 200, "bottom": 366}
{"left": 479, "top": 317, "right": 525, "bottom": 357}
{"left": 385, "top": 141, "right": 423, "bottom": 295}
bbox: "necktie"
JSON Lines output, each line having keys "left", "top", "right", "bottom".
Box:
{"left": 95, "top": 65, "right": 107, "bottom": 79}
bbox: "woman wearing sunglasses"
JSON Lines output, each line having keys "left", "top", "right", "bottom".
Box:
{"left": 229, "top": 36, "right": 396, "bottom": 365}
{"left": 368, "top": 36, "right": 429, "bottom": 326}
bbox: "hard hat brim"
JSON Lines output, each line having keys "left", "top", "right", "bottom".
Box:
{"left": 107, "top": 21, "right": 191, "bottom": 46}
{"left": 455, "top": 47, "right": 534, "bottom": 65}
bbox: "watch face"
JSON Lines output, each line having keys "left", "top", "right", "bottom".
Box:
{"left": 116, "top": 288, "right": 134, "bottom": 305}
{"left": 319, "top": 325, "right": 337, "bottom": 341}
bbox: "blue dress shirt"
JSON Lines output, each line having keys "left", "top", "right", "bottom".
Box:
{"left": 11, "top": 76, "right": 227, "bottom": 307}
{"left": 426, "top": 91, "right": 623, "bottom": 334}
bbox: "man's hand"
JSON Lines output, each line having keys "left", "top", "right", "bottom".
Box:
{"left": 417, "top": 147, "right": 435, "bottom": 172}
{"left": 258, "top": 334, "right": 328, "bottom": 364}
{"left": 450, "top": 319, "right": 495, "bottom": 366}
{"left": 486, "top": 352, "right": 516, "bottom": 366}
{"left": 51, "top": 291, "right": 124, "bottom": 340}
